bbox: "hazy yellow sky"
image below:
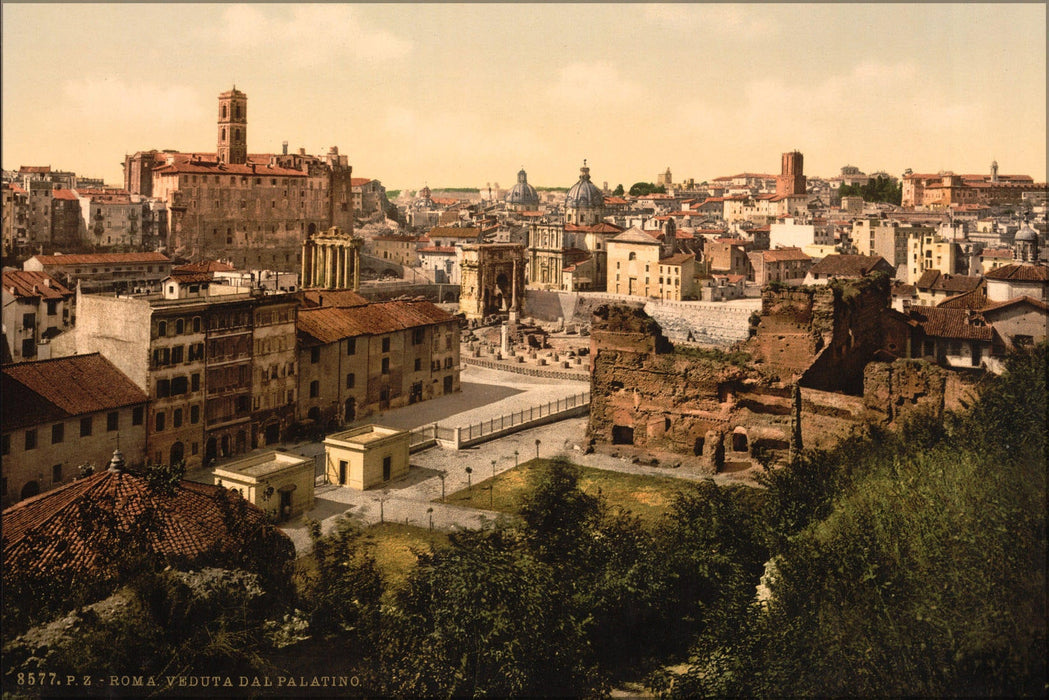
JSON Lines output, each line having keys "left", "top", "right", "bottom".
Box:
{"left": 2, "top": 3, "right": 1046, "bottom": 190}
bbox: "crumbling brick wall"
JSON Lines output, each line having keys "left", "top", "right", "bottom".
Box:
{"left": 863, "top": 359, "right": 982, "bottom": 424}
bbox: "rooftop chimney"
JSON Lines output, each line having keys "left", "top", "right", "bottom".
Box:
{"left": 282, "top": 141, "right": 288, "bottom": 156}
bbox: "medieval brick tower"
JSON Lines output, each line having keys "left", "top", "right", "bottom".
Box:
{"left": 776, "top": 150, "right": 806, "bottom": 197}
{"left": 217, "top": 87, "right": 248, "bottom": 165}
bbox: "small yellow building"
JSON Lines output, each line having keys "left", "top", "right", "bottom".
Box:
{"left": 324, "top": 424, "right": 410, "bottom": 490}
{"left": 212, "top": 450, "right": 315, "bottom": 522}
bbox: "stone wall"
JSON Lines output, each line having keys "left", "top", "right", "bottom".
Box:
{"left": 863, "top": 359, "right": 982, "bottom": 424}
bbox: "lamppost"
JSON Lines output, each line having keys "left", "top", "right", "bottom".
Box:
{"left": 490, "top": 459, "right": 497, "bottom": 508}
{"left": 465, "top": 466, "right": 473, "bottom": 492}
{"left": 513, "top": 449, "right": 519, "bottom": 467}
{"left": 535, "top": 439, "right": 541, "bottom": 461}
{"left": 437, "top": 469, "right": 446, "bottom": 501}
{"left": 427, "top": 506, "right": 434, "bottom": 531}
{"left": 378, "top": 488, "right": 390, "bottom": 524}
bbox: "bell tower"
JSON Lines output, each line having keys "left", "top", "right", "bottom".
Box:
{"left": 217, "top": 87, "right": 247, "bottom": 165}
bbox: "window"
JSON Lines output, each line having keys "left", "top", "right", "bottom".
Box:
{"left": 346, "top": 373, "right": 355, "bottom": 389}
{"left": 52, "top": 423, "right": 64, "bottom": 444}
{"left": 310, "top": 380, "right": 320, "bottom": 398}
{"left": 310, "top": 347, "right": 320, "bottom": 364}
{"left": 171, "top": 376, "right": 188, "bottom": 395}
{"left": 381, "top": 358, "right": 390, "bottom": 375}
{"left": 173, "top": 409, "right": 183, "bottom": 428}
{"left": 346, "top": 337, "right": 356, "bottom": 355}
{"left": 22, "top": 312, "right": 35, "bottom": 330}
{"left": 158, "top": 320, "right": 167, "bottom": 336}
{"left": 190, "top": 405, "right": 200, "bottom": 424}
{"left": 381, "top": 337, "right": 391, "bottom": 353}
{"left": 80, "top": 417, "right": 92, "bottom": 437}
{"left": 25, "top": 429, "right": 37, "bottom": 451}
{"left": 107, "top": 412, "right": 118, "bottom": 431}
{"left": 46, "top": 300, "right": 58, "bottom": 316}
{"left": 133, "top": 406, "right": 144, "bottom": 425}
{"left": 412, "top": 327, "right": 425, "bottom": 345}
{"left": 176, "top": 319, "right": 184, "bottom": 334}
{"left": 193, "top": 317, "right": 201, "bottom": 333}
{"left": 52, "top": 464, "right": 62, "bottom": 484}
{"left": 155, "top": 412, "right": 165, "bottom": 431}
{"left": 191, "top": 373, "right": 200, "bottom": 391}
{"left": 171, "top": 345, "right": 183, "bottom": 364}
{"left": 156, "top": 379, "right": 170, "bottom": 398}
{"left": 414, "top": 358, "right": 422, "bottom": 371}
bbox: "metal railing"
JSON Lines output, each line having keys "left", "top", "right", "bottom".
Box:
{"left": 459, "top": 391, "right": 590, "bottom": 444}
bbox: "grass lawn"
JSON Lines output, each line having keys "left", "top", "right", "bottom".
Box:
{"left": 294, "top": 522, "right": 449, "bottom": 598}
{"left": 437, "top": 459, "right": 699, "bottom": 527}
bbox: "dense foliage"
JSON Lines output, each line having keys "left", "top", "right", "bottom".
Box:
{"left": 840, "top": 174, "right": 903, "bottom": 205}
{"left": 629, "top": 182, "right": 667, "bottom": 197}
{"left": 656, "top": 344, "right": 1047, "bottom": 697}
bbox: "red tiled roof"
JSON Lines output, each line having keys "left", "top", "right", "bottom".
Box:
{"left": 29, "top": 252, "right": 172, "bottom": 267}
{"left": 915, "top": 271, "right": 983, "bottom": 294}
{"left": 153, "top": 160, "right": 306, "bottom": 178}
{"left": 18, "top": 166, "right": 50, "bottom": 174}
{"left": 167, "top": 272, "right": 214, "bottom": 284}
{"left": 978, "top": 295, "right": 1049, "bottom": 315}
{"left": 350, "top": 178, "right": 373, "bottom": 186}
{"left": 907, "top": 305, "right": 995, "bottom": 341}
{"left": 984, "top": 263, "right": 1049, "bottom": 282}
{"left": 809, "top": 254, "right": 890, "bottom": 276}
{"left": 2, "top": 469, "right": 289, "bottom": 583}
{"left": 936, "top": 288, "right": 988, "bottom": 310}
{"left": 980, "top": 248, "right": 1014, "bottom": 259}
{"left": 3, "top": 270, "right": 74, "bottom": 300}
{"left": 2, "top": 353, "right": 147, "bottom": 431}
{"left": 51, "top": 189, "right": 79, "bottom": 201}
{"left": 298, "top": 299, "right": 454, "bottom": 344}
{"left": 564, "top": 222, "right": 625, "bottom": 234}
{"left": 660, "top": 253, "right": 695, "bottom": 265}
{"left": 300, "top": 289, "right": 369, "bottom": 308}
{"left": 757, "top": 248, "right": 812, "bottom": 263}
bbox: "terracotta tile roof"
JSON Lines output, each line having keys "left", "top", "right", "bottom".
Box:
{"left": 298, "top": 299, "right": 454, "bottom": 344}
{"left": 173, "top": 260, "right": 236, "bottom": 273}
{"left": 660, "top": 253, "right": 695, "bottom": 265}
{"left": 564, "top": 222, "right": 625, "bottom": 234}
{"left": 29, "top": 252, "right": 172, "bottom": 267}
{"left": 350, "top": 178, "right": 373, "bottom": 186}
{"left": 713, "top": 238, "right": 750, "bottom": 246}
{"left": 984, "top": 263, "right": 1049, "bottom": 282}
{"left": 19, "top": 166, "right": 50, "bottom": 174}
{"left": 892, "top": 283, "right": 918, "bottom": 297}
{"left": 418, "top": 246, "right": 457, "bottom": 254}
{"left": 611, "top": 227, "right": 661, "bottom": 245}
{"left": 51, "top": 189, "right": 79, "bottom": 201}
{"left": 2, "top": 469, "right": 288, "bottom": 583}
{"left": 915, "top": 270, "right": 984, "bottom": 293}
{"left": 758, "top": 248, "right": 812, "bottom": 263}
{"left": 153, "top": 160, "right": 305, "bottom": 178}
{"left": 2, "top": 353, "right": 147, "bottom": 431}
{"left": 167, "top": 271, "right": 214, "bottom": 284}
{"left": 372, "top": 234, "right": 421, "bottom": 242}
{"left": 907, "top": 305, "right": 995, "bottom": 342}
{"left": 980, "top": 295, "right": 1049, "bottom": 314}
{"left": 809, "top": 254, "right": 891, "bottom": 277}
{"left": 980, "top": 248, "right": 1014, "bottom": 259}
{"left": 3, "top": 270, "right": 74, "bottom": 300}
{"left": 936, "top": 288, "right": 988, "bottom": 310}
{"left": 603, "top": 196, "right": 629, "bottom": 205}
{"left": 300, "top": 289, "right": 369, "bottom": 308}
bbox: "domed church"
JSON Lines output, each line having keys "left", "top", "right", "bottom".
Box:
{"left": 565, "top": 160, "right": 606, "bottom": 225}
{"left": 506, "top": 167, "right": 539, "bottom": 211}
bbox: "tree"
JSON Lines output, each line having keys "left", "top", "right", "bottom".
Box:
{"left": 613, "top": 183, "right": 625, "bottom": 196}
{"left": 629, "top": 182, "right": 666, "bottom": 197}
{"left": 517, "top": 458, "right": 600, "bottom": 564}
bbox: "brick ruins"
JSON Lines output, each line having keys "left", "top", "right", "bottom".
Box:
{"left": 587, "top": 277, "right": 977, "bottom": 472}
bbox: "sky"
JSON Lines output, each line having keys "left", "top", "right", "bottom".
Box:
{"left": 2, "top": 3, "right": 1046, "bottom": 191}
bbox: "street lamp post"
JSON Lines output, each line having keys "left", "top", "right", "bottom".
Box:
{"left": 490, "top": 459, "right": 497, "bottom": 508}
{"left": 465, "top": 466, "right": 473, "bottom": 492}
{"left": 437, "top": 470, "right": 446, "bottom": 501}
{"left": 427, "top": 506, "right": 434, "bottom": 531}
{"left": 513, "top": 449, "right": 519, "bottom": 467}
{"left": 535, "top": 439, "right": 541, "bottom": 461}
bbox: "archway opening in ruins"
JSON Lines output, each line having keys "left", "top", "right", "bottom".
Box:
{"left": 495, "top": 272, "right": 511, "bottom": 311}
{"left": 693, "top": 437, "right": 705, "bottom": 456}
{"left": 612, "top": 425, "right": 635, "bottom": 445}
{"left": 731, "top": 431, "right": 749, "bottom": 453}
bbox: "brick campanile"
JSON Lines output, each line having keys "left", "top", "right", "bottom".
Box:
{"left": 777, "top": 150, "right": 806, "bottom": 197}
{"left": 217, "top": 87, "right": 248, "bottom": 165}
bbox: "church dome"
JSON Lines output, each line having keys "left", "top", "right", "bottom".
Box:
{"left": 1015, "top": 221, "right": 1037, "bottom": 242}
{"left": 565, "top": 162, "right": 603, "bottom": 209}
{"left": 506, "top": 168, "right": 539, "bottom": 207}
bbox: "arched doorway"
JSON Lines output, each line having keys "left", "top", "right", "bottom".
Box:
{"left": 20, "top": 481, "right": 40, "bottom": 500}
{"left": 169, "top": 441, "right": 185, "bottom": 466}
{"left": 307, "top": 223, "right": 317, "bottom": 236}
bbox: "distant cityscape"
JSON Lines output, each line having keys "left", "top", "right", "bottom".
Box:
{"left": 2, "top": 82, "right": 1046, "bottom": 695}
